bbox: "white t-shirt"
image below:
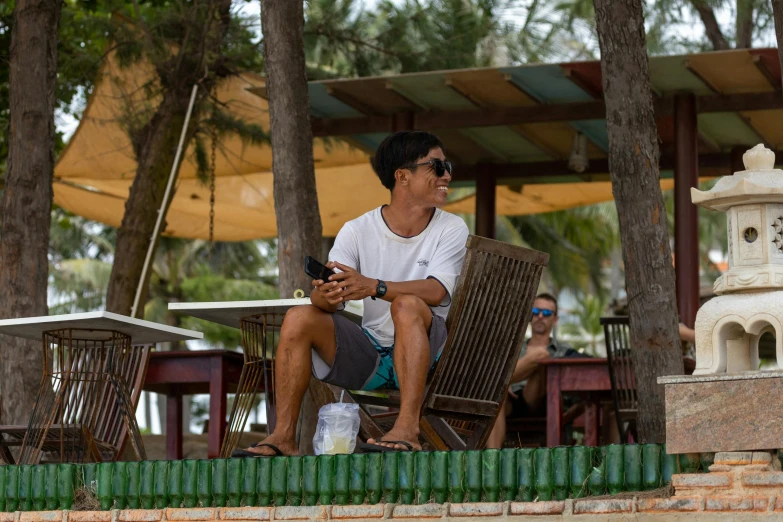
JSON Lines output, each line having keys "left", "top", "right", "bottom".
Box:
{"left": 328, "top": 206, "right": 470, "bottom": 347}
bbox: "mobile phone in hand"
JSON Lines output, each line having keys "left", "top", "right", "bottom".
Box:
{"left": 304, "top": 256, "right": 337, "bottom": 281}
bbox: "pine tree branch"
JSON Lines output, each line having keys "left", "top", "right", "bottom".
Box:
{"left": 688, "top": 0, "right": 730, "bottom": 50}
{"left": 736, "top": 0, "right": 755, "bottom": 49}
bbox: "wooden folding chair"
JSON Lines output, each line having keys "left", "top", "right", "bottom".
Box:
{"left": 0, "top": 343, "right": 151, "bottom": 464}
{"left": 600, "top": 316, "right": 637, "bottom": 444}
{"left": 312, "top": 235, "right": 549, "bottom": 450}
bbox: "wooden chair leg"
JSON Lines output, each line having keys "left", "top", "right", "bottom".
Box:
{"left": 0, "top": 439, "right": 15, "bottom": 465}
{"left": 422, "top": 415, "right": 466, "bottom": 450}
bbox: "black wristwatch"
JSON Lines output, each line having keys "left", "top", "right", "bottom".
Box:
{"left": 371, "top": 279, "right": 387, "bottom": 301}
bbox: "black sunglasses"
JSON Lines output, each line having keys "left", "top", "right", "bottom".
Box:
{"left": 404, "top": 158, "right": 453, "bottom": 178}
{"left": 531, "top": 307, "right": 555, "bottom": 318}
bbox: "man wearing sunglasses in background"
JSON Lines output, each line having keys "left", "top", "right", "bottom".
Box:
{"left": 233, "top": 131, "right": 469, "bottom": 457}
{"left": 487, "top": 293, "right": 575, "bottom": 449}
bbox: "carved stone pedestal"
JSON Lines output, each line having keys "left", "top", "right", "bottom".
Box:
{"left": 660, "top": 372, "right": 783, "bottom": 454}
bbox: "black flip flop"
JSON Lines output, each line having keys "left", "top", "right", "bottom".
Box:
{"left": 358, "top": 441, "right": 415, "bottom": 453}
{"left": 230, "top": 442, "right": 284, "bottom": 458}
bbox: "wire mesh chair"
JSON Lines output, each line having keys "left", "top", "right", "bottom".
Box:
{"left": 600, "top": 316, "right": 637, "bottom": 444}
{"left": 0, "top": 330, "right": 149, "bottom": 464}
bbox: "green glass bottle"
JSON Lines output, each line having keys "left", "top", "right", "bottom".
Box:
{"left": 499, "top": 448, "right": 517, "bottom": 502}
{"left": 287, "top": 456, "right": 303, "bottom": 507}
{"left": 587, "top": 447, "right": 606, "bottom": 496}
{"left": 140, "top": 460, "right": 155, "bottom": 509}
{"left": 154, "top": 460, "right": 170, "bottom": 509}
{"left": 624, "top": 444, "right": 642, "bottom": 492}
{"left": 431, "top": 451, "right": 448, "bottom": 504}
{"left": 241, "top": 458, "right": 258, "bottom": 507}
{"left": 227, "top": 458, "right": 243, "bottom": 508}
{"left": 318, "top": 455, "right": 335, "bottom": 506}
{"left": 18, "top": 465, "right": 32, "bottom": 511}
{"left": 569, "top": 446, "right": 590, "bottom": 499}
{"left": 465, "top": 450, "right": 482, "bottom": 502}
{"left": 679, "top": 453, "right": 700, "bottom": 473}
{"left": 271, "top": 456, "right": 287, "bottom": 506}
{"left": 334, "top": 454, "right": 350, "bottom": 506}
{"left": 517, "top": 448, "right": 535, "bottom": 502}
{"left": 182, "top": 460, "right": 198, "bottom": 508}
{"left": 482, "top": 449, "right": 500, "bottom": 502}
{"left": 82, "top": 463, "right": 98, "bottom": 497}
{"left": 169, "top": 460, "right": 184, "bottom": 508}
{"left": 398, "top": 452, "right": 415, "bottom": 505}
{"left": 112, "top": 461, "right": 128, "bottom": 510}
{"left": 57, "top": 464, "right": 76, "bottom": 510}
{"left": 349, "top": 454, "right": 366, "bottom": 505}
{"left": 448, "top": 451, "right": 465, "bottom": 503}
{"left": 5, "top": 465, "right": 19, "bottom": 512}
{"left": 211, "top": 459, "right": 228, "bottom": 507}
{"left": 534, "top": 448, "right": 553, "bottom": 501}
{"left": 642, "top": 444, "right": 661, "bottom": 491}
{"left": 414, "top": 452, "right": 432, "bottom": 505}
{"left": 126, "top": 462, "right": 141, "bottom": 509}
{"left": 365, "top": 453, "right": 382, "bottom": 504}
{"left": 44, "top": 464, "right": 57, "bottom": 511}
{"left": 31, "top": 464, "right": 46, "bottom": 511}
{"left": 382, "top": 452, "right": 399, "bottom": 503}
{"left": 552, "top": 446, "right": 570, "bottom": 501}
{"left": 97, "top": 462, "right": 113, "bottom": 511}
{"left": 660, "top": 444, "right": 680, "bottom": 485}
{"left": 302, "top": 456, "right": 318, "bottom": 506}
{"left": 197, "top": 459, "right": 213, "bottom": 508}
{"left": 256, "top": 458, "right": 272, "bottom": 506}
{"left": 0, "top": 465, "right": 6, "bottom": 512}
{"left": 605, "top": 444, "right": 624, "bottom": 494}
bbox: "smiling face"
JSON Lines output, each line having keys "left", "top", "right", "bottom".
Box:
{"left": 396, "top": 147, "right": 451, "bottom": 208}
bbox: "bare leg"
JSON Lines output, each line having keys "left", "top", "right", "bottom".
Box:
{"left": 245, "top": 305, "right": 337, "bottom": 456}
{"left": 367, "top": 295, "right": 432, "bottom": 451}
{"left": 486, "top": 398, "right": 512, "bottom": 449}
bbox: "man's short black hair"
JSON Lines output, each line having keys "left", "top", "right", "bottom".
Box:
{"left": 535, "top": 292, "right": 558, "bottom": 315}
{"left": 371, "top": 131, "right": 444, "bottom": 191}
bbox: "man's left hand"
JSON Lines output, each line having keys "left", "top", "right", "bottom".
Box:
{"left": 328, "top": 261, "right": 378, "bottom": 301}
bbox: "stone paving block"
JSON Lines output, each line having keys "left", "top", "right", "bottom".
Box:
{"left": 708, "top": 464, "right": 733, "bottom": 473}
{"left": 509, "top": 501, "right": 565, "bottom": 515}
{"left": 741, "top": 472, "right": 783, "bottom": 487}
{"left": 272, "top": 506, "right": 328, "bottom": 520}
{"left": 448, "top": 503, "right": 504, "bottom": 517}
{"left": 573, "top": 499, "right": 634, "bottom": 514}
{"left": 705, "top": 495, "right": 769, "bottom": 512}
{"left": 636, "top": 496, "right": 702, "bottom": 512}
{"left": 672, "top": 473, "right": 731, "bottom": 488}
{"left": 330, "top": 505, "right": 385, "bottom": 520}
{"left": 217, "top": 508, "right": 272, "bottom": 521}
{"left": 391, "top": 505, "right": 446, "bottom": 519}
{"left": 117, "top": 511, "right": 164, "bottom": 522}
{"left": 68, "top": 512, "right": 112, "bottom": 522}
{"left": 20, "top": 512, "right": 63, "bottom": 522}
{"left": 714, "top": 452, "right": 753, "bottom": 466}
{"left": 0, "top": 514, "right": 14, "bottom": 522}
{"left": 165, "top": 509, "right": 216, "bottom": 521}
{"left": 752, "top": 452, "right": 773, "bottom": 465}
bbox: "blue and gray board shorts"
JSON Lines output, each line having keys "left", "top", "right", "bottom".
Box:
{"left": 311, "top": 313, "right": 448, "bottom": 391}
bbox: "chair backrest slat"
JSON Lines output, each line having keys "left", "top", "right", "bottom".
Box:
{"left": 426, "top": 236, "right": 548, "bottom": 412}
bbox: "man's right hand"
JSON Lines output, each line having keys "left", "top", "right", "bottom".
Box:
{"left": 310, "top": 261, "right": 345, "bottom": 312}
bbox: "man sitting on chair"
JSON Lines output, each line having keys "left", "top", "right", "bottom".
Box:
{"left": 486, "top": 293, "right": 574, "bottom": 449}
{"left": 233, "top": 131, "right": 469, "bottom": 456}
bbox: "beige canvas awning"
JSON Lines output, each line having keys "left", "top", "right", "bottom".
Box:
{"left": 54, "top": 57, "right": 682, "bottom": 240}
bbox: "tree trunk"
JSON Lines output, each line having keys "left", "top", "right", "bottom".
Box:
{"left": 689, "top": 0, "right": 730, "bottom": 50}
{"left": 771, "top": 0, "right": 783, "bottom": 84}
{"left": 261, "top": 0, "right": 323, "bottom": 299}
{"left": 735, "top": 0, "right": 754, "bottom": 49}
{"left": 593, "top": 0, "right": 684, "bottom": 443}
{"left": 0, "top": 0, "right": 60, "bottom": 425}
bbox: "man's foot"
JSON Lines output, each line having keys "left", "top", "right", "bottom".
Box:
{"left": 241, "top": 434, "right": 299, "bottom": 456}
{"left": 366, "top": 427, "right": 421, "bottom": 451}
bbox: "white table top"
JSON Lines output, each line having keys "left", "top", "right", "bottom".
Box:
{"left": 168, "top": 298, "right": 363, "bottom": 329}
{"left": 0, "top": 311, "right": 203, "bottom": 345}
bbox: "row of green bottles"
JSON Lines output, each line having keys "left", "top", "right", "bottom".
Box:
{"left": 0, "top": 444, "right": 696, "bottom": 511}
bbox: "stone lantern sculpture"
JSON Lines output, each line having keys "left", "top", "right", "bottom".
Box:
{"left": 690, "top": 144, "right": 783, "bottom": 375}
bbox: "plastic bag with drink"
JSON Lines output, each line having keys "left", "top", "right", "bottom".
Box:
{"left": 312, "top": 395, "right": 361, "bottom": 455}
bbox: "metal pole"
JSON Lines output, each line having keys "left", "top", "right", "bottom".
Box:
{"left": 674, "top": 93, "right": 700, "bottom": 327}
{"left": 475, "top": 164, "right": 496, "bottom": 239}
{"left": 130, "top": 84, "right": 200, "bottom": 318}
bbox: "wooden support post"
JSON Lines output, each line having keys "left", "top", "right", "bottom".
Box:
{"left": 475, "top": 165, "right": 496, "bottom": 239}
{"left": 674, "top": 94, "right": 700, "bottom": 328}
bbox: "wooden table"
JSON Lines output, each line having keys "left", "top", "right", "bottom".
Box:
{"left": 543, "top": 357, "right": 697, "bottom": 447}
{"left": 143, "top": 350, "right": 247, "bottom": 460}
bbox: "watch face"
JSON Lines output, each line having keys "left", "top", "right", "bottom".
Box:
{"left": 378, "top": 281, "right": 387, "bottom": 296}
